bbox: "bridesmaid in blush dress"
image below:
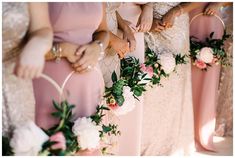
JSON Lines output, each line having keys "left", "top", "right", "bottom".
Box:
{"left": 33, "top": 3, "right": 109, "bottom": 155}
{"left": 116, "top": 2, "right": 153, "bottom": 155}
{"left": 189, "top": 2, "right": 229, "bottom": 152}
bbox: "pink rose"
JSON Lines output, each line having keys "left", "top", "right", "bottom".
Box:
{"left": 49, "top": 132, "right": 66, "bottom": 151}
{"left": 195, "top": 60, "right": 207, "bottom": 69}
{"left": 108, "top": 103, "right": 119, "bottom": 110}
{"left": 140, "top": 64, "right": 154, "bottom": 78}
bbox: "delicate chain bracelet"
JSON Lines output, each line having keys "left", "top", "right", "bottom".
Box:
{"left": 94, "top": 40, "right": 105, "bottom": 61}
{"left": 51, "top": 43, "right": 62, "bottom": 63}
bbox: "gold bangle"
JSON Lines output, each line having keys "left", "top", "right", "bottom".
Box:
{"left": 51, "top": 43, "right": 62, "bottom": 63}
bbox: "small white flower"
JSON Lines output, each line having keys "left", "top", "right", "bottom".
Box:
{"left": 72, "top": 117, "right": 100, "bottom": 150}
{"left": 197, "top": 47, "right": 214, "bottom": 63}
{"left": 10, "top": 121, "right": 49, "bottom": 156}
{"left": 159, "top": 53, "right": 176, "bottom": 74}
{"left": 114, "top": 86, "right": 136, "bottom": 116}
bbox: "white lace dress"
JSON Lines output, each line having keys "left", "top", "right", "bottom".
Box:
{"left": 2, "top": 2, "right": 35, "bottom": 136}
{"left": 141, "top": 2, "right": 195, "bottom": 156}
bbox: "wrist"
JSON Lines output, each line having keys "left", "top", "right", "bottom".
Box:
{"left": 51, "top": 43, "right": 62, "bottom": 62}
{"left": 174, "top": 5, "right": 183, "bottom": 17}
{"left": 93, "top": 40, "right": 105, "bottom": 60}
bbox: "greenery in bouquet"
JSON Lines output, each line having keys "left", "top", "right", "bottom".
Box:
{"left": 190, "top": 31, "right": 231, "bottom": 71}
{"left": 3, "top": 100, "right": 120, "bottom": 156}
{"left": 144, "top": 48, "right": 187, "bottom": 86}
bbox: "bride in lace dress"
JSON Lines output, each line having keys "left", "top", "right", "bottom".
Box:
{"left": 141, "top": 2, "right": 195, "bottom": 155}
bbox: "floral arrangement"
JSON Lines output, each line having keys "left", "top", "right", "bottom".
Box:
{"left": 3, "top": 100, "right": 120, "bottom": 156}
{"left": 144, "top": 48, "right": 187, "bottom": 85}
{"left": 104, "top": 49, "right": 187, "bottom": 115}
{"left": 104, "top": 57, "right": 147, "bottom": 115}
{"left": 190, "top": 31, "right": 231, "bottom": 70}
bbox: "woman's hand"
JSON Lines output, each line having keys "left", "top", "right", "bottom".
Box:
{"left": 59, "top": 42, "right": 81, "bottom": 63}
{"left": 14, "top": 37, "right": 48, "bottom": 79}
{"left": 137, "top": 4, "right": 153, "bottom": 32}
{"left": 15, "top": 45, "right": 45, "bottom": 79}
{"left": 151, "top": 18, "right": 166, "bottom": 32}
{"left": 161, "top": 7, "right": 180, "bottom": 29}
{"left": 123, "top": 20, "right": 139, "bottom": 33}
{"left": 204, "top": 3, "right": 221, "bottom": 15}
{"left": 122, "top": 23, "right": 136, "bottom": 52}
{"left": 110, "top": 34, "right": 130, "bottom": 59}
{"left": 72, "top": 42, "right": 102, "bottom": 73}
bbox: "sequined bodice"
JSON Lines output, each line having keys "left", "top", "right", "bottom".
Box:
{"left": 2, "top": 2, "right": 29, "bottom": 62}
{"left": 153, "top": 2, "right": 180, "bottom": 19}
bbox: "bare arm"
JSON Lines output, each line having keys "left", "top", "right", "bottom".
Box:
{"left": 138, "top": 3, "right": 153, "bottom": 32}
{"left": 72, "top": 3, "right": 110, "bottom": 73}
{"left": 161, "top": 3, "right": 203, "bottom": 28}
{"left": 15, "top": 2, "right": 53, "bottom": 79}
{"left": 116, "top": 11, "right": 136, "bottom": 52}
{"left": 92, "top": 3, "right": 110, "bottom": 51}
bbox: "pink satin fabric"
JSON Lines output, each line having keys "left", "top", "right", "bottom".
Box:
{"left": 189, "top": 2, "right": 224, "bottom": 152}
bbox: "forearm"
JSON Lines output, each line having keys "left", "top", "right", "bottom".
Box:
{"left": 179, "top": 2, "right": 204, "bottom": 14}
{"left": 116, "top": 11, "right": 129, "bottom": 32}
{"left": 93, "top": 30, "right": 109, "bottom": 50}
{"left": 28, "top": 27, "right": 53, "bottom": 57}
{"left": 141, "top": 3, "right": 153, "bottom": 11}
{"left": 108, "top": 32, "right": 121, "bottom": 48}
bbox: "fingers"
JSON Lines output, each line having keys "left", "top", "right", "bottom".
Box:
{"left": 129, "top": 24, "right": 138, "bottom": 33}
{"left": 16, "top": 65, "right": 25, "bottom": 78}
{"left": 138, "top": 23, "right": 152, "bottom": 32}
{"left": 204, "top": 8, "right": 215, "bottom": 15}
{"left": 155, "top": 24, "right": 165, "bottom": 32}
{"left": 128, "top": 39, "right": 136, "bottom": 52}
{"left": 76, "top": 45, "right": 87, "bottom": 56}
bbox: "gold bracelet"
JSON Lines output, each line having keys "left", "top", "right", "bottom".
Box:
{"left": 51, "top": 43, "right": 62, "bottom": 63}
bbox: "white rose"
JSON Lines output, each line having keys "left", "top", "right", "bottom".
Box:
{"left": 197, "top": 47, "right": 214, "bottom": 63}
{"left": 159, "top": 53, "right": 176, "bottom": 74}
{"left": 10, "top": 121, "right": 49, "bottom": 156}
{"left": 72, "top": 117, "right": 100, "bottom": 150}
{"left": 114, "top": 86, "right": 136, "bottom": 116}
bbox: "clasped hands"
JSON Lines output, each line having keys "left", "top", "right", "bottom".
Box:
{"left": 60, "top": 41, "right": 102, "bottom": 73}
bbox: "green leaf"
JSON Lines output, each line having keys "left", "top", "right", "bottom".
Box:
{"left": 115, "top": 95, "right": 125, "bottom": 106}
{"left": 111, "top": 71, "right": 118, "bottom": 83}
{"left": 51, "top": 111, "right": 63, "bottom": 118}
{"left": 133, "top": 88, "right": 142, "bottom": 96}
{"left": 52, "top": 100, "right": 61, "bottom": 111}
{"left": 2, "top": 136, "right": 14, "bottom": 156}
{"left": 102, "top": 125, "right": 112, "bottom": 133}
{"left": 210, "top": 32, "right": 214, "bottom": 38}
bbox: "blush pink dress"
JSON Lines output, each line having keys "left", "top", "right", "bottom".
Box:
{"left": 189, "top": 2, "right": 224, "bottom": 152}
{"left": 116, "top": 2, "right": 145, "bottom": 156}
{"left": 33, "top": 3, "right": 104, "bottom": 130}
